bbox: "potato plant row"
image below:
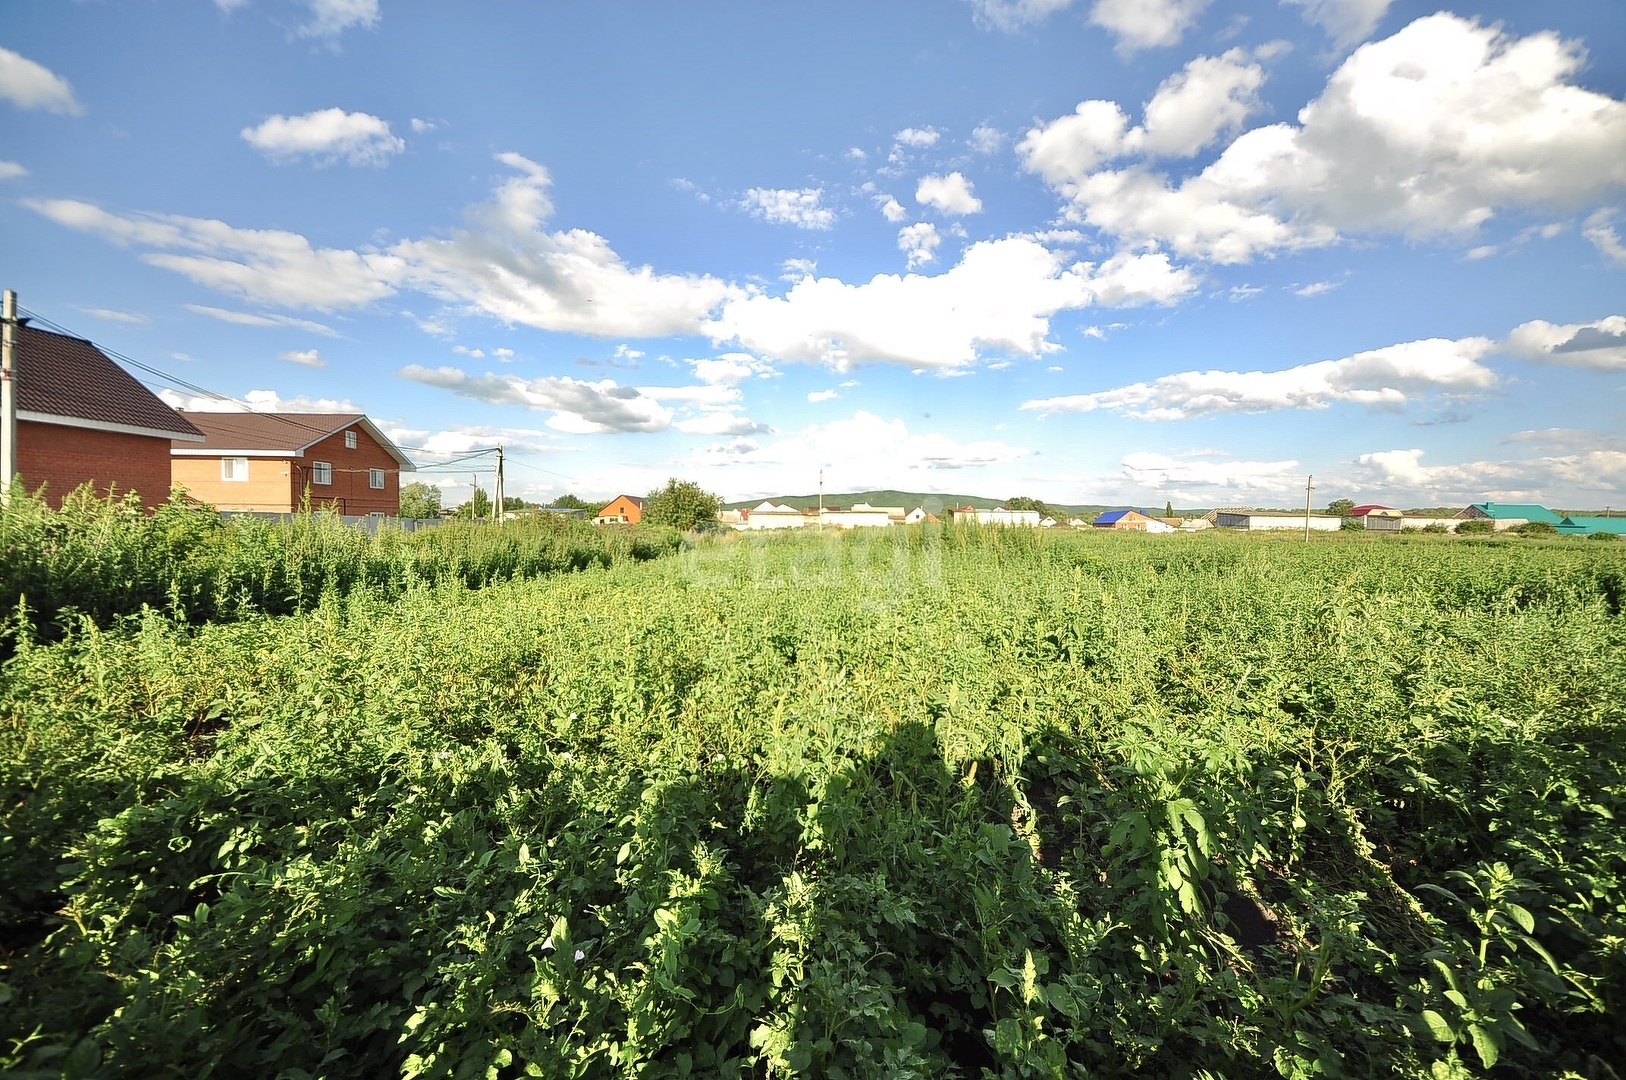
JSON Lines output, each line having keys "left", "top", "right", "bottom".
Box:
{"left": 1, "top": 526, "right": 1623, "bottom": 1078}
{"left": 0, "top": 488, "right": 681, "bottom": 639}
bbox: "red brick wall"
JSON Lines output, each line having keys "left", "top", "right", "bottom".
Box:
{"left": 17, "top": 420, "right": 175, "bottom": 510}
{"left": 289, "top": 425, "right": 403, "bottom": 515}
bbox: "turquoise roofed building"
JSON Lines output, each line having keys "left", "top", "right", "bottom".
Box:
{"left": 1557, "top": 515, "right": 1626, "bottom": 536}
{"left": 1459, "top": 503, "right": 1564, "bottom": 526}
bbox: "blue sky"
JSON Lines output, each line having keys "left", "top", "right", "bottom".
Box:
{"left": 3, "top": 0, "right": 1624, "bottom": 508}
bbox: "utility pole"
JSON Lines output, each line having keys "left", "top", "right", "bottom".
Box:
{"left": 1304, "top": 474, "right": 1314, "bottom": 542}
{"left": 818, "top": 468, "right": 824, "bottom": 533}
{"left": 494, "top": 445, "right": 505, "bottom": 524}
{"left": 1, "top": 290, "right": 17, "bottom": 506}
{"left": 471, "top": 471, "right": 480, "bottom": 521}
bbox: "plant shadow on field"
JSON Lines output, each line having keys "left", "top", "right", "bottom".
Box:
{"left": 5, "top": 710, "right": 1626, "bottom": 1078}
{"left": 2, "top": 722, "right": 1026, "bottom": 1079}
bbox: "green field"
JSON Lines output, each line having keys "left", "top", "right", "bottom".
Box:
{"left": 3, "top": 513, "right": 1624, "bottom": 1078}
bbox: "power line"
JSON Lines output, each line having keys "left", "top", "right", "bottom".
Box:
{"left": 19, "top": 306, "right": 345, "bottom": 442}
{"left": 19, "top": 304, "right": 577, "bottom": 489}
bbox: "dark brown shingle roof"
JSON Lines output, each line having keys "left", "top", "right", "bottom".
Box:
{"left": 176, "top": 411, "right": 364, "bottom": 453}
{"left": 16, "top": 326, "right": 203, "bottom": 439}
{"left": 173, "top": 412, "right": 416, "bottom": 471}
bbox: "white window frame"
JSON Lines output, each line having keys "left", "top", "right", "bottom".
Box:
{"left": 312, "top": 461, "right": 333, "bottom": 485}
{"left": 221, "top": 457, "right": 249, "bottom": 482}
{"left": 344, "top": 430, "right": 358, "bottom": 449}
{"left": 369, "top": 468, "right": 385, "bottom": 489}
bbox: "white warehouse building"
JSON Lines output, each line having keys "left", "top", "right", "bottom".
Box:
{"left": 1212, "top": 510, "right": 1343, "bottom": 532}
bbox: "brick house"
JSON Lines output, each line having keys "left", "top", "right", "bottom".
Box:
{"left": 13, "top": 326, "right": 205, "bottom": 508}
{"left": 593, "top": 494, "right": 645, "bottom": 525}
{"left": 171, "top": 412, "right": 415, "bottom": 514}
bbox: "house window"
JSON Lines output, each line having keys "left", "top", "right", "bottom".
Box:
{"left": 221, "top": 457, "right": 249, "bottom": 482}
{"left": 369, "top": 468, "right": 385, "bottom": 489}
{"left": 312, "top": 461, "right": 333, "bottom": 485}
{"left": 344, "top": 430, "right": 358, "bottom": 449}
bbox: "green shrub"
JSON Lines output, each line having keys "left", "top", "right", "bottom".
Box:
{"left": 0, "top": 484, "right": 675, "bottom": 640}
{"left": 1454, "top": 517, "right": 1494, "bottom": 534}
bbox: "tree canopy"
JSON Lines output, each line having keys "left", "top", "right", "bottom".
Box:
{"left": 1005, "top": 496, "right": 1052, "bottom": 518}
{"left": 398, "top": 482, "right": 443, "bottom": 520}
{"left": 1327, "top": 499, "right": 1356, "bottom": 517}
{"left": 644, "top": 479, "right": 721, "bottom": 531}
{"left": 455, "top": 488, "right": 492, "bottom": 520}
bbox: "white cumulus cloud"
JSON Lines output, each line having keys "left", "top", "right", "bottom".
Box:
{"left": 690, "top": 352, "right": 778, "bottom": 386}
{"left": 0, "top": 160, "right": 29, "bottom": 181}
{"left": 0, "top": 47, "right": 83, "bottom": 115}
{"left": 1504, "top": 315, "right": 1626, "bottom": 372}
{"left": 160, "top": 387, "right": 362, "bottom": 413}
{"left": 969, "top": 125, "right": 1005, "bottom": 155}
{"left": 740, "top": 187, "right": 837, "bottom": 230}
{"left": 241, "top": 108, "right": 405, "bottom": 167}
{"left": 387, "top": 154, "right": 741, "bottom": 337}
{"left": 1021, "top": 335, "right": 1497, "bottom": 420}
{"left": 915, "top": 172, "right": 983, "bottom": 216}
{"left": 1018, "top": 48, "right": 1265, "bottom": 184}
{"left": 894, "top": 127, "right": 941, "bottom": 149}
{"left": 400, "top": 351, "right": 770, "bottom": 436}
{"left": 1356, "top": 446, "right": 1626, "bottom": 502}
{"left": 278, "top": 348, "right": 326, "bottom": 367}
{"left": 709, "top": 239, "right": 1196, "bottom": 371}
{"left": 398, "top": 366, "right": 673, "bottom": 434}
{"left": 898, "top": 222, "right": 941, "bottom": 268}
{"left": 1021, "top": 14, "right": 1626, "bottom": 264}
{"left": 876, "top": 194, "right": 909, "bottom": 223}
{"left": 1088, "top": 0, "right": 1211, "bottom": 53}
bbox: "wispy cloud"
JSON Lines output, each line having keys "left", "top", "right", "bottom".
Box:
{"left": 1023, "top": 335, "right": 1496, "bottom": 420}
{"left": 185, "top": 304, "right": 340, "bottom": 336}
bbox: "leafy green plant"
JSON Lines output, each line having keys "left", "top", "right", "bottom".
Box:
{"left": 0, "top": 486, "right": 678, "bottom": 641}
{"left": 1, "top": 525, "right": 1622, "bottom": 1077}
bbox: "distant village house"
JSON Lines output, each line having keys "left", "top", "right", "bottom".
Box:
{"left": 594, "top": 495, "right": 644, "bottom": 525}
{"left": 1092, "top": 509, "right": 1173, "bottom": 532}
